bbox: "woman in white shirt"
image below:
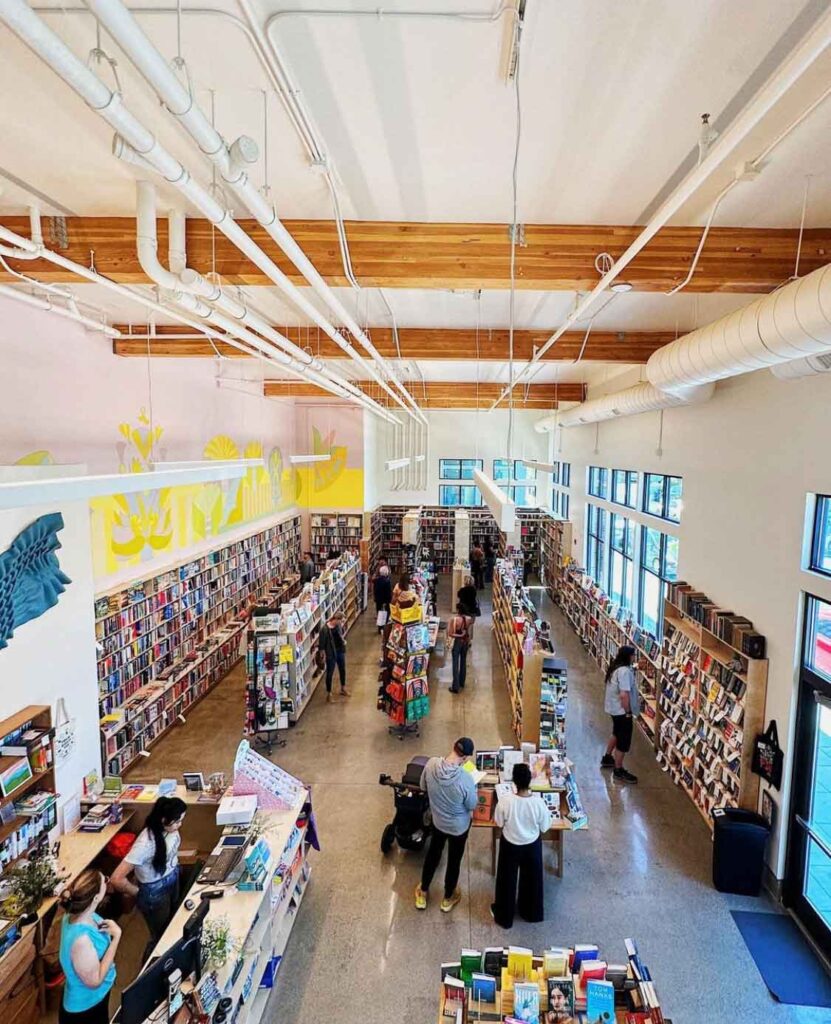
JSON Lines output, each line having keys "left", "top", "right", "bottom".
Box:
{"left": 110, "top": 796, "right": 187, "bottom": 961}
{"left": 601, "top": 644, "right": 640, "bottom": 784}
{"left": 491, "top": 763, "right": 550, "bottom": 928}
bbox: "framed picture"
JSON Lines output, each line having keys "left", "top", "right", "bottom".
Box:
{"left": 761, "top": 789, "right": 777, "bottom": 828}
{"left": 183, "top": 772, "right": 205, "bottom": 793}
{"left": 0, "top": 756, "right": 33, "bottom": 798}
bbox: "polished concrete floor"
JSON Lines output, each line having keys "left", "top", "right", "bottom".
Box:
{"left": 124, "top": 582, "right": 830, "bottom": 1024}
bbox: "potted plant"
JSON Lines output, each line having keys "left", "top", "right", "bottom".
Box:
{"left": 200, "top": 915, "right": 239, "bottom": 972}
{"left": 2, "top": 853, "right": 66, "bottom": 923}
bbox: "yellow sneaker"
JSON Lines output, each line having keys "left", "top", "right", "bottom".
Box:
{"left": 440, "top": 888, "right": 461, "bottom": 913}
{"left": 414, "top": 885, "right": 427, "bottom": 910}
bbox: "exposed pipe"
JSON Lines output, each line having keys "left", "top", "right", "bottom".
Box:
{"left": 535, "top": 382, "right": 715, "bottom": 431}
{"left": 771, "top": 351, "right": 831, "bottom": 379}
{"left": 0, "top": 205, "right": 43, "bottom": 259}
{"left": 85, "top": 0, "right": 426, "bottom": 426}
{"left": 493, "top": 4, "right": 831, "bottom": 409}
{"left": 0, "top": 1, "right": 401, "bottom": 423}
{"left": 0, "top": 282, "right": 119, "bottom": 336}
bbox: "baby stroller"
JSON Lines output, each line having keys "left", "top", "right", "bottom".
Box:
{"left": 378, "top": 755, "right": 432, "bottom": 854}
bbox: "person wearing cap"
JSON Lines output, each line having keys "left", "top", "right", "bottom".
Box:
{"left": 600, "top": 644, "right": 641, "bottom": 784}
{"left": 415, "top": 737, "right": 477, "bottom": 913}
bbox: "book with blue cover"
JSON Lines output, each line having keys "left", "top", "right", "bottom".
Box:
{"left": 586, "top": 978, "right": 615, "bottom": 1022}
{"left": 471, "top": 972, "right": 497, "bottom": 1004}
{"left": 512, "top": 980, "right": 540, "bottom": 1023}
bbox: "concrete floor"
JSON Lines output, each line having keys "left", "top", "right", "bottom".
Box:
{"left": 121, "top": 582, "right": 830, "bottom": 1024}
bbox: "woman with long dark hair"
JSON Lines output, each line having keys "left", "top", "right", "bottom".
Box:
{"left": 58, "top": 869, "right": 120, "bottom": 1023}
{"left": 601, "top": 644, "right": 640, "bottom": 784}
{"left": 111, "top": 796, "right": 187, "bottom": 959}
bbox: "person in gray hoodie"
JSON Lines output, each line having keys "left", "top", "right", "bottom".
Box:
{"left": 415, "top": 737, "right": 477, "bottom": 913}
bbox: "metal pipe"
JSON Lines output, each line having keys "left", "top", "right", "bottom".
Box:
{"left": 0, "top": 282, "right": 119, "bottom": 335}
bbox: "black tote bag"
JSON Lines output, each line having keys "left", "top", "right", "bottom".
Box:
{"left": 751, "top": 719, "right": 784, "bottom": 790}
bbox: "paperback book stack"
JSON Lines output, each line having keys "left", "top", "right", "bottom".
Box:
{"left": 439, "top": 939, "right": 666, "bottom": 1023}
{"left": 378, "top": 602, "right": 431, "bottom": 734}
{"left": 539, "top": 657, "right": 568, "bottom": 752}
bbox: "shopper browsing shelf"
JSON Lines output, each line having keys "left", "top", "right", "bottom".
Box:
{"left": 300, "top": 551, "right": 316, "bottom": 584}
{"left": 373, "top": 565, "right": 393, "bottom": 633}
{"left": 457, "top": 575, "right": 480, "bottom": 634}
{"left": 415, "top": 737, "right": 477, "bottom": 913}
{"left": 392, "top": 572, "right": 418, "bottom": 607}
{"left": 58, "top": 870, "right": 120, "bottom": 1024}
{"left": 470, "top": 541, "right": 486, "bottom": 590}
{"left": 601, "top": 644, "right": 640, "bottom": 784}
{"left": 448, "top": 604, "right": 474, "bottom": 693}
{"left": 483, "top": 537, "right": 496, "bottom": 583}
{"left": 319, "top": 611, "right": 350, "bottom": 702}
{"left": 110, "top": 796, "right": 186, "bottom": 961}
{"left": 491, "top": 763, "right": 550, "bottom": 928}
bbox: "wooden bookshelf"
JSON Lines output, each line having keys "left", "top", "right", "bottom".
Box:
{"left": 468, "top": 508, "right": 500, "bottom": 551}
{"left": 309, "top": 512, "right": 363, "bottom": 567}
{"left": 658, "top": 591, "right": 768, "bottom": 827}
{"left": 540, "top": 515, "right": 573, "bottom": 596}
{"left": 419, "top": 506, "right": 455, "bottom": 572}
{"left": 369, "top": 505, "right": 409, "bottom": 573}
{"left": 0, "top": 706, "right": 56, "bottom": 876}
{"left": 95, "top": 515, "right": 302, "bottom": 775}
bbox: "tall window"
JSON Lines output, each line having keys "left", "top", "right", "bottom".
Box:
{"left": 639, "top": 527, "right": 679, "bottom": 634}
{"left": 586, "top": 504, "right": 607, "bottom": 583}
{"left": 643, "top": 473, "right": 683, "bottom": 523}
{"left": 493, "top": 459, "right": 537, "bottom": 483}
{"left": 562, "top": 493, "right": 570, "bottom": 519}
{"left": 810, "top": 495, "right": 831, "bottom": 577}
{"left": 611, "top": 469, "right": 638, "bottom": 508}
{"left": 588, "top": 466, "right": 609, "bottom": 498}
{"left": 609, "top": 513, "right": 635, "bottom": 609}
{"left": 562, "top": 463, "right": 571, "bottom": 487}
{"left": 438, "top": 459, "right": 483, "bottom": 506}
{"left": 440, "top": 458, "right": 482, "bottom": 481}
{"left": 509, "top": 485, "right": 537, "bottom": 508}
{"left": 551, "top": 461, "right": 560, "bottom": 485}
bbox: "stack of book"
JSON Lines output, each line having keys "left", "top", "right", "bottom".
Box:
{"left": 78, "top": 805, "right": 111, "bottom": 833}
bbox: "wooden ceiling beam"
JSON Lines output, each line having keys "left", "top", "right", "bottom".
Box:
{"left": 4, "top": 216, "right": 830, "bottom": 293}
{"left": 263, "top": 380, "right": 585, "bottom": 408}
{"left": 112, "top": 326, "right": 671, "bottom": 363}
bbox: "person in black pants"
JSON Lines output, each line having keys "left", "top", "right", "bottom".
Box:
{"left": 470, "top": 541, "right": 486, "bottom": 590}
{"left": 491, "top": 762, "right": 550, "bottom": 928}
{"left": 318, "top": 612, "right": 350, "bottom": 703}
{"left": 373, "top": 565, "right": 393, "bottom": 633}
{"left": 483, "top": 537, "right": 496, "bottom": 583}
{"left": 415, "top": 738, "right": 477, "bottom": 913}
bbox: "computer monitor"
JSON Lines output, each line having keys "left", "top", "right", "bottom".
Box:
{"left": 119, "top": 930, "right": 201, "bottom": 1024}
{"left": 183, "top": 897, "right": 210, "bottom": 943}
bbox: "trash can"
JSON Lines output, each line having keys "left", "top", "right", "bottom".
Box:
{"left": 712, "top": 807, "right": 770, "bottom": 895}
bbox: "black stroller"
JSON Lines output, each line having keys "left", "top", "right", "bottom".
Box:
{"left": 378, "top": 755, "right": 432, "bottom": 854}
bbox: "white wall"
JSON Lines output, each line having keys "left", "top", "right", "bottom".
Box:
{"left": 0, "top": 473, "right": 100, "bottom": 816}
{"left": 369, "top": 409, "right": 551, "bottom": 506}
{"left": 552, "top": 367, "right": 831, "bottom": 877}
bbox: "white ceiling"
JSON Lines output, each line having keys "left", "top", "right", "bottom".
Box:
{"left": 1, "top": 0, "right": 830, "bottom": 396}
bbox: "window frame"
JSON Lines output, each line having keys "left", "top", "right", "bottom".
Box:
{"left": 562, "top": 463, "right": 571, "bottom": 488}
{"left": 611, "top": 469, "right": 638, "bottom": 509}
{"left": 637, "top": 526, "right": 678, "bottom": 634}
{"left": 439, "top": 484, "right": 482, "bottom": 507}
{"left": 439, "top": 458, "right": 482, "bottom": 482}
{"left": 810, "top": 495, "right": 831, "bottom": 578}
{"left": 585, "top": 503, "right": 607, "bottom": 583}
{"left": 588, "top": 465, "right": 609, "bottom": 499}
{"left": 642, "top": 472, "right": 683, "bottom": 523}
{"left": 493, "top": 459, "right": 537, "bottom": 483}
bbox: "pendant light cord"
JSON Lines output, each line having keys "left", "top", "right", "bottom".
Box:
{"left": 507, "top": 33, "right": 522, "bottom": 467}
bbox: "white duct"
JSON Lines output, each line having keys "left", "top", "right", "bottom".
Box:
{"left": 0, "top": 206, "right": 43, "bottom": 259}
{"left": 540, "top": 262, "right": 831, "bottom": 429}
{"left": 84, "top": 0, "right": 426, "bottom": 426}
{"left": 771, "top": 351, "right": 831, "bottom": 379}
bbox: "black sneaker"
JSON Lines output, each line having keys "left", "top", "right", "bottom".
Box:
{"left": 600, "top": 754, "right": 615, "bottom": 770}
{"left": 613, "top": 768, "right": 638, "bottom": 784}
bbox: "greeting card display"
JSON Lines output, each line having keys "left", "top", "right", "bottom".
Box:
{"left": 232, "top": 739, "right": 305, "bottom": 810}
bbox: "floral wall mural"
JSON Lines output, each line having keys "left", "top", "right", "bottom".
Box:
{"left": 294, "top": 406, "right": 364, "bottom": 510}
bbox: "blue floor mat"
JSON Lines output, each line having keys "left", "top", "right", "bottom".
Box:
{"left": 730, "top": 910, "right": 831, "bottom": 1006}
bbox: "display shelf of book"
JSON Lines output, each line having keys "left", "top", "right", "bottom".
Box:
{"left": 95, "top": 515, "right": 302, "bottom": 775}
{"left": 379, "top": 601, "right": 431, "bottom": 736}
{"left": 540, "top": 515, "right": 573, "bottom": 598}
{"left": 309, "top": 512, "right": 363, "bottom": 567}
{"left": 517, "top": 508, "right": 546, "bottom": 575}
{"left": 0, "top": 707, "right": 57, "bottom": 877}
{"left": 369, "top": 505, "right": 409, "bottom": 573}
{"left": 419, "top": 507, "right": 455, "bottom": 573}
{"left": 467, "top": 508, "right": 500, "bottom": 551}
{"left": 657, "top": 587, "right": 768, "bottom": 827}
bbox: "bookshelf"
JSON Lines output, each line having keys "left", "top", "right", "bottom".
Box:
{"left": 419, "top": 507, "right": 455, "bottom": 572}
{"left": 245, "top": 556, "right": 362, "bottom": 735}
{"left": 369, "top": 505, "right": 409, "bottom": 573}
{"left": 309, "top": 512, "right": 363, "bottom": 567}
{"left": 0, "top": 706, "right": 56, "bottom": 876}
{"left": 658, "top": 585, "right": 768, "bottom": 826}
{"left": 540, "top": 515, "right": 573, "bottom": 596}
{"left": 95, "top": 515, "right": 302, "bottom": 776}
{"left": 468, "top": 508, "right": 500, "bottom": 551}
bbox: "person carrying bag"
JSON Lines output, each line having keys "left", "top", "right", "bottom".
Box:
{"left": 448, "top": 604, "right": 474, "bottom": 693}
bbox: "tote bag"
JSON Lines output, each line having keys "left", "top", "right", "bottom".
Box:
{"left": 751, "top": 720, "right": 784, "bottom": 790}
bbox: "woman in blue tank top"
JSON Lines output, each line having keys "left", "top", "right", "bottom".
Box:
{"left": 58, "top": 869, "right": 121, "bottom": 1023}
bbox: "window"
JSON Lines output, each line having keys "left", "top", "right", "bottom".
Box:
{"left": 586, "top": 504, "right": 607, "bottom": 583}
{"left": 643, "top": 473, "right": 683, "bottom": 522}
{"left": 638, "top": 527, "right": 679, "bottom": 634}
{"left": 611, "top": 469, "right": 638, "bottom": 508}
{"left": 439, "top": 458, "right": 482, "bottom": 481}
{"left": 609, "top": 513, "right": 635, "bottom": 609}
{"left": 439, "top": 484, "right": 482, "bottom": 507}
{"left": 551, "top": 461, "right": 560, "bottom": 485}
{"left": 509, "top": 486, "right": 537, "bottom": 508}
{"left": 805, "top": 595, "right": 831, "bottom": 682}
{"left": 493, "top": 459, "right": 537, "bottom": 483}
{"left": 552, "top": 490, "right": 560, "bottom": 516}
{"left": 810, "top": 496, "right": 831, "bottom": 577}
{"left": 562, "top": 493, "right": 570, "bottom": 519}
{"left": 562, "top": 463, "right": 571, "bottom": 487}
{"left": 588, "top": 466, "right": 609, "bottom": 498}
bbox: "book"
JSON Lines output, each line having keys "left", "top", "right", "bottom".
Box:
{"left": 507, "top": 946, "right": 533, "bottom": 981}
{"left": 578, "top": 960, "right": 607, "bottom": 985}
{"left": 460, "top": 948, "right": 482, "bottom": 983}
{"left": 103, "top": 775, "right": 123, "bottom": 797}
{"left": 512, "top": 980, "right": 540, "bottom": 1023}
{"left": 586, "top": 979, "right": 615, "bottom": 1022}
{"left": 571, "top": 944, "right": 599, "bottom": 971}
{"left": 471, "top": 972, "right": 497, "bottom": 1004}
{"left": 482, "top": 947, "right": 503, "bottom": 978}
{"left": 440, "top": 961, "right": 461, "bottom": 983}
{"left": 473, "top": 787, "right": 495, "bottom": 823}
{"left": 442, "top": 976, "right": 466, "bottom": 1017}
{"left": 543, "top": 947, "right": 569, "bottom": 978}
{"left": 547, "top": 976, "right": 575, "bottom": 1019}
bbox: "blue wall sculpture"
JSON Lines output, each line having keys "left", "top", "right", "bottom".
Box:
{"left": 0, "top": 512, "right": 71, "bottom": 650}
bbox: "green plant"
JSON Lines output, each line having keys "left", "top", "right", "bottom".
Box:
{"left": 200, "top": 915, "right": 239, "bottom": 971}
{"left": 2, "top": 854, "right": 66, "bottom": 919}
